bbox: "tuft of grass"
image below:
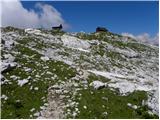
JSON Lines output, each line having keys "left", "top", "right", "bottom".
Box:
{"left": 87, "top": 73, "right": 111, "bottom": 83}
{"left": 51, "top": 30, "right": 65, "bottom": 36}
{"left": 15, "top": 44, "right": 41, "bottom": 57}
{"left": 76, "top": 33, "right": 97, "bottom": 40}
{"left": 76, "top": 31, "right": 123, "bottom": 42}
{"left": 126, "top": 42, "right": 150, "bottom": 52}
{"left": 17, "top": 37, "right": 47, "bottom": 50}
{"left": 2, "top": 26, "right": 25, "bottom": 35}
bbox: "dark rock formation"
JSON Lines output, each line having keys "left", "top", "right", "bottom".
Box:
{"left": 96, "top": 27, "right": 108, "bottom": 32}
{"left": 52, "top": 24, "right": 63, "bottom": 30}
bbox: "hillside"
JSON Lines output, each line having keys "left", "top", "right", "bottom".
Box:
{"left": 1, "top": 26, "right": 159, "bottom": 119}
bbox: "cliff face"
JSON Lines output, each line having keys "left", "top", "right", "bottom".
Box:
{"left": 1, "top": 27, "right": 159, "bottom": 119}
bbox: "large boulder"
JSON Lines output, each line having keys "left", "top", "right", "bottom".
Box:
{"left": 89, "top": 80, "right": 105, "bottom": 90}
{"left": 2, "top": 62, "right": 17, "bottom": 74}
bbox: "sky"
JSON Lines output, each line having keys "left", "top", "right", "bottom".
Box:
{"left": 21, "top": 1, "right": 158, "bottom": 36}
{"left": 1, "top": 0, "right": 159, "bottom": 45}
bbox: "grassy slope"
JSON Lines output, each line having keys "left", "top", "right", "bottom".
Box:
{"left": 1, "top": 36, "right": 76, "bottom": 118}
{"left": 73, "top": 74, "right": 158, "bottom": 119}
{"left": 1, "top": 29, "right": 159, "bottom": 119}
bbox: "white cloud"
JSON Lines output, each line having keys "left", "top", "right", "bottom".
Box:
{"left": 122, "top": 33, "right": 137, "bottom": 39}
{"left": 1, "top": 0, "right": 69, "bottom": 29}
{"left": 122, "top": 32, "right": 159, "bottom": 46}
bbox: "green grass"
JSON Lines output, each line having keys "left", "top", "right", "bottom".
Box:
{"left": 17, "top": 37, "right": 47, "bottom": 50}
{"left": 76, "top": 32, "right": 109, "bottom": 40}
{"left": 65, "top": 73, "right": 158, "bottom": 119}
{"left": 107, "top": 40, "right": 127, "bottom": 49}
{"left": 1, "top": 43, "right": 77, "bottom": 119}
{"left": 51, "top": 30, "right": 65, "bottom": 36}
{"left": 1, "top": 76, "right": 48, "bottom": 118}
{"left": 76, "top": 32, "right": 136, "bottom": 50}
{"left": 76, "top": 33, "right": 97, "bottom": 40}
{"left": 92, "top": 44, "right": 106, "bottom": 56}
{"left": 17, "top": 37, "right": 34, "bottom": 45}
{"left": 2, "top": 26, "right": 25, "bottom": 35}
{"left": 87, "top": 73, "right": 111, "bottom": 83}
{"left": 76, "top": 31, "right": 122, "bottom": 41}
{"left": 91, "top": 43, "right": 125, "bottom": 68}
{"left": 75, "top": 88, "right": 149, "bottom": 119}
{"left": 106, "top": 51, "right": 125, "bottom": 61}
{"left": 15, "top": 44, "right": 41, "bottom": 57}
{"left": 127, "top": 43, "right": 147, "bottom": 51}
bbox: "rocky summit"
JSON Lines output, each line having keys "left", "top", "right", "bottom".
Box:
{"left": 1, "top": 26, "right": 159, "bottom": 119}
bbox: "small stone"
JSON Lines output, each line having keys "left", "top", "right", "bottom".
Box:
{"left": 132, "top": 105, "right": 138, "bottom": 109}
{"left": 35, "top": 75, "right": 40, "bottom": 78}
{"left": 34, "top": 87, "right": 39, "bottom": 90}
{"left": 89, "top": 81, "right": 105, "bottom": 90}
{"left": 24, "top": 68, "right": 32, "bottom": 72}
{"left": 30, "top": 108, "right": 35, "bottom": 112}
{"left": 40, "top": 56, "right": 49, "bottom": 61}
{"left": 72, "top": 112, "right": 77, "bottom": 117}
{"left": 17, "top": 79, "right": 28, "bottom": 87}
{"left": 33, "top": 112, "right": 40, "bottom": 117}
{"left": 127, "top": 103, "right": 132, "bottom": 107}
{"left": 46, "top": 71, "right": 52, "bottom": 75}
{"left": 83, "top": 105, "right": 87, "bottom": 109}
{"left": 102, "top": 97, "right": 108, "bottom": 101}
{"left": 1, "top": 94, "right": 8, "bottom": 100}
{"left": 102, "top": 105, "right": 105, "bottom": 108}
{"left": 103, "top": 112, "right": 108, "bottom": 116}
{"left": 75, "top": 108, "right": 79, "bottom": 112}
{"left": 44, "top": 103, "right": 49, "bottom": 106}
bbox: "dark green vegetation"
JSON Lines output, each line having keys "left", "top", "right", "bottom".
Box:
{"left": 65, "top": 71, "right": 159, "bottom": 119}
{"left": 2, "top": 26, "right": 25, "bottom": 35}
{"left": 77, "top": 32, "right": 110, "bottom": 40}
{"left": 51, "top": 29, "right": 65, "bottom": 36}
{"left": 76, "top": 31, "right": 123, "bottom": 41}
{"left": 75, "top": 88, "right": 158, "bottom": 119}
{"left": 72, "top": 74, "right": 158, "bottom": 119}
{"left": 77, "top": 31, "right": 156, "bottom": 53}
